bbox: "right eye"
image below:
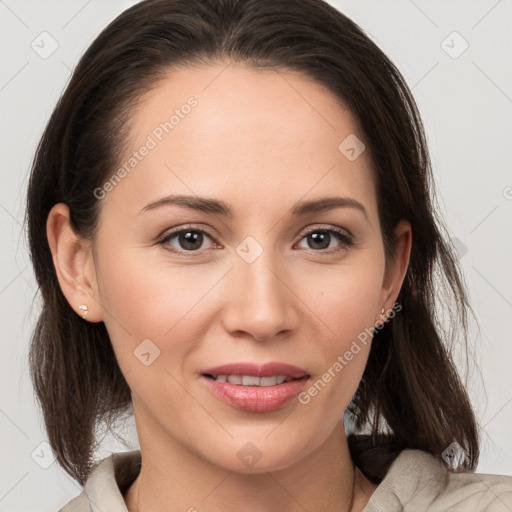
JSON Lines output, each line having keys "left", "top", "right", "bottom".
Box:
{"left": 158, "top": 226, "right": 220, "bottom": 254}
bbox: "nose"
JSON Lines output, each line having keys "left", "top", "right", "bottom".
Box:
{"left": 221, "top": 250, "right": 300, "bottom": 342}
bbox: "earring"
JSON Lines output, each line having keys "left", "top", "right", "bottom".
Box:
{"left": 381, "top": 307, "right": 385, "bottom": 315}
{"left": 78, "top": 304, "right": 88, "bottom": 319}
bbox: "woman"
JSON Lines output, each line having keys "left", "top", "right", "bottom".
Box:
{"left": 26, "top": 0, "right": 512, "bottom": 510}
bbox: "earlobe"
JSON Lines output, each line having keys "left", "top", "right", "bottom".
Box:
{"left": 377, "top": 219, "right": 412, "bottom": 324}
{"left": 46, "top": 203, "right": 103, "bottom": 322}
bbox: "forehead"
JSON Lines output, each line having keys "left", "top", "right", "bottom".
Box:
{"left": 103, "top": 62, "right": 377, "bottom": 221}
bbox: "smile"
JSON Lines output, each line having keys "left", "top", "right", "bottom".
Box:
{"left": 205, "top": 374, "right": 294, "bottom": 386}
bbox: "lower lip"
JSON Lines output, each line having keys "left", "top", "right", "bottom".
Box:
{"left": 201, "top": 376, "right": 309, "bottom": 413}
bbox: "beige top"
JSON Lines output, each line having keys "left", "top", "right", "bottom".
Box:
{"left": 59, "top": 449, "right": 512, "bottom": 511}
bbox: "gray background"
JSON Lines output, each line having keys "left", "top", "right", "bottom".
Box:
{"left": 1, "top": 0, "right": 511, "bottom": 510}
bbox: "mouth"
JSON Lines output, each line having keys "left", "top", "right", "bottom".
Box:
{"left": 203, "top": 374, "right": 297, "bottom": 386}
{"left": 200, "top": 362, "right": 310, "bottom": 412}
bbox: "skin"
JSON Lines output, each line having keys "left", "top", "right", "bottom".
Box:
{"left": 47, "top": 62, "right": 411, "bottom": 511}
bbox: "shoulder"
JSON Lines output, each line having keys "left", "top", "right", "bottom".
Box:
{"left": 58, "top": 450, "right": 141, "bottom": 512}
{"left": 364, "top": 449, "right": 512, "bottom": 512}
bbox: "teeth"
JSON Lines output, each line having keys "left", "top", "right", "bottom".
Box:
{"left": 260, "top": 376, "right": 278, "bottom": 386}
{"left": 242, "top": 375, "right": 260, "bottom": 386}
{"left": 213, "top": 375, "right": 292, "bottom": 386}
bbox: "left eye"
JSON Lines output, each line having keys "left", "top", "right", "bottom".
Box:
{"left": 296, "top": 229, "right": 353, "bottom": 251}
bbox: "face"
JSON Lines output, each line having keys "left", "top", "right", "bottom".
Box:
{"left": 84, "top": 63, "right": 407, "bottom": 472}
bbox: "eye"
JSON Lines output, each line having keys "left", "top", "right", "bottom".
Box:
{"left": 158, "top": 225, "right": 354, "bottom": 255}
{"left": 295, "top": 227, "right": 354, "bottom": 252}
{"left": 158, "top": 226, "right": 218, "bottom": 253}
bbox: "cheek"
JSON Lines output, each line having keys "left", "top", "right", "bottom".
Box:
{"left": 303, "top": 254, "right": 385, "bottom": 343}
{"left": 296, "top": 257, "right": 384, "bottom": 410}
{"left": 94, "top": 246, "right": 227, "bottom": 366}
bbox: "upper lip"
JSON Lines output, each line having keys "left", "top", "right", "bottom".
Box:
{"left": 201, "top": 362, "right": 309, "bottom": 379}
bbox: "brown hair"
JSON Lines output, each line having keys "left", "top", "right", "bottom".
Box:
{"left": 26, "top": 0, "right": 479, "bottom": 486}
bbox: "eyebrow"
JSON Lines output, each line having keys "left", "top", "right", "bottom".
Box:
{"left": 139, "top": 194, "right": 368, "bottom": 220}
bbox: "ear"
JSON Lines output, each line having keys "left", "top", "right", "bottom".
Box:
{"left": 376, "top": 219, "right": 412, "bottom": 325}
{"left": 46, "top": 203, "right": 103, "bottom": 322}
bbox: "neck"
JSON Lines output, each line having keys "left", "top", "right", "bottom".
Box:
{"left": 124, "top": 411, "right": 375, "bottom": 512}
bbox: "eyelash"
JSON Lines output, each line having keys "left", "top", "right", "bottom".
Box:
{"left": 157, "top": 224, "right": 354, "bottom": 256}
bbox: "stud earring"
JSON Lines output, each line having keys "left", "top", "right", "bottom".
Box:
{"left": 78, "top": 304, "right": 88, "bottom": 319}
{"left": 381, "top": 307, "right": 385, "bottom": 315}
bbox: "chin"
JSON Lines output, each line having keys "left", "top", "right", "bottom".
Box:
{"left": 196, "top": 431, "right": 316, "bottom": 475}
